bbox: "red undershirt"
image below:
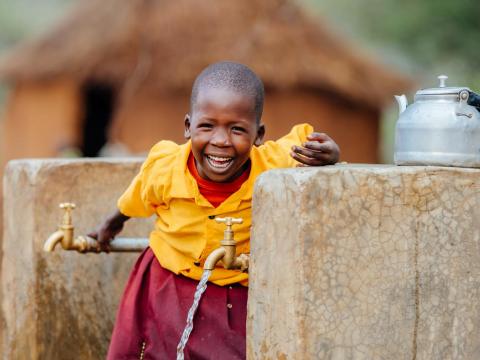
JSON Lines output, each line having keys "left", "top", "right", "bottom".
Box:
{"left": 187, "top": 153, "right": 250, "bottom": 207}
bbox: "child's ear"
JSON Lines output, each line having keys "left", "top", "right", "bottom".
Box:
{"left": 254, "top": 123, "right": 265, "bottom": 146}
{"left": 184, "top": 114, "right": 191, "bottom": 139}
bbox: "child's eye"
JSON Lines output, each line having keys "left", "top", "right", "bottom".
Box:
{"left": 198, "top": 123, "right": 213, "bottom": 129}
{"left": 232, "top": 126, "right": 247, "bottom": 133}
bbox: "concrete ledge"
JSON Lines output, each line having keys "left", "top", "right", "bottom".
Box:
{"left": 6, "top": 161, "right": 480, "bottom": 359}
{"left": 2, "top": 159, "right": 152, "bottom": 359}
{"left": 248, "top": 165, "right": 480, "bottom": 359}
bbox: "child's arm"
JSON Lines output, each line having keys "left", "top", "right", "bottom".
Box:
{"left": 88, "top": 210, "right": 130, "bottom": 251}
{"left": 289, "top": 132, "right": 340, "bottom": 166}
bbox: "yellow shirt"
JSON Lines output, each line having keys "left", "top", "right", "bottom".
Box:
{"left": 118, "top": 123, "right": 313, "bottom": 286}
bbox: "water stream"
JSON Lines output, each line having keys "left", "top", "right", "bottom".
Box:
{"left": 176, "top": 269, "right": 212, "bottom": 360}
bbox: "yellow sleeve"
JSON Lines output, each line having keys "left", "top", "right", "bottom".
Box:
{"left": 117, "top": 141, "right": 177, "bottom": 217}
{"left": 255, "top": 123, "right": 313, "bottom": 169}
{"left": 275, "top": 123, "right": 313, "bottom": 160}
{"left": 117, "top": 169, "right": 156, "bottom": 218}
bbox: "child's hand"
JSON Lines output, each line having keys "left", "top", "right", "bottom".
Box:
{"left": 88, "top": 210, "right": 130, "bottom": 251}
{"left": 290, "top": 132, "right": 340, "bottom": 166}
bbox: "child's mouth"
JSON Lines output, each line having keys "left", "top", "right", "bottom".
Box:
{"left": 206, "top": 155, "right": 234, "bottom": 170}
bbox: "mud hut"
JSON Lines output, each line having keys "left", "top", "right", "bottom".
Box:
{"left": 0, "top": 0, "right": 411, "bottom": 165}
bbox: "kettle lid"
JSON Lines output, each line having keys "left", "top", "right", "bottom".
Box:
{"left": 416, "top": 75, "right": 470, "bottom": 97}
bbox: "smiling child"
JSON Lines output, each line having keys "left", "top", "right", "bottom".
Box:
{"left": 90, "top": 61, "right": 340, "bottom": 359}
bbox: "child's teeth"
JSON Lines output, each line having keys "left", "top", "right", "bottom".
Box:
{"left": 207, "top": 155, "right": 233, "bottom": 168}
{"left": 208, "top": 155, "right": 231, "bottom": 161}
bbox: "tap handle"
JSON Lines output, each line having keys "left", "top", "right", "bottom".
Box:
{"left": 60, "top": 202, "right": 76, "bottom": 210}
{"left": 215, "top": 217, "right": 243, "bottom": 227}
{"left": 59, "top": 202, "right": 76, "bottom": 226}
{"left": 215, "top": 217, "right": 243, "bottom": 233}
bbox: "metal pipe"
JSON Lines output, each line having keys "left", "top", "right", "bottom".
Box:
{"left": 75, "top": 235, "right": 149, "bottom": 253}
{"left": 44, "top": 203, "right": 149, "bottom": 253}
{"left": 109, "top": 238, "right": 149, "bottom": 252}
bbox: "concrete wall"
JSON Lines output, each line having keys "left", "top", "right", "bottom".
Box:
{"left": 8, "top": 161, "right": 478, "bottom": 359}
{"left": 1, "top": 159, "right": 152, "bottom": 359}
{"left": 248, "top": 165, "right": 480, "bottom": 359}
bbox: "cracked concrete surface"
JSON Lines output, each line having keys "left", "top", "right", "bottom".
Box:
{"left": 247, "top": 165, "right": 480, "bottom": 360}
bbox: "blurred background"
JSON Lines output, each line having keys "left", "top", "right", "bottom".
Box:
{"left": 0, "top": 0, "right": 478, "bottom": 167}
{"left": 310, "top": 0, "right": 480, "bottom": 162}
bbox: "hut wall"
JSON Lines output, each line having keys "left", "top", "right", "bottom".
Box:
{"left": 111, "top": 91, "right": 190, "bottom": 154}
{"left": 1, "top": 79, "right": 82, "bottom": 166}
{"left": 113, "top": 89, "right": 379, "bottom": 163}
{"left": 264, "top": 90, "right": 379, "bottom": 163}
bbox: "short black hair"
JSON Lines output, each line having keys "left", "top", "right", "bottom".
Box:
{"left": 190, "top": 61, "right": 264, "bottom": 123}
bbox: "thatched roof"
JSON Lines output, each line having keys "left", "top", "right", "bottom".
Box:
{"left": 0, "top": 0, "right": 412, "bottom": 108}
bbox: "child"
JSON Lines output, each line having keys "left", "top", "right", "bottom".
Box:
{"left": 90, "top": 61, "right": 340, "bottom": 359}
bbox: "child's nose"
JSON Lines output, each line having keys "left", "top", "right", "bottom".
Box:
{"left": 210, "top": 128, "right": 231, "bottom": 146}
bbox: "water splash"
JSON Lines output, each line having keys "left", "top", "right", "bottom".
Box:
{"left": 176, "top": 269, "right": 212, "bottom": 360}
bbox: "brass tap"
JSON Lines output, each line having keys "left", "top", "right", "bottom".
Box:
{"left": 44, "top": 203, "right": 98, "bottom": 252}
{"left": 203, "top": 217, "right": 249, "bottom": 272}
{"left": 43, "top": 203, "right": 148, "bottom": 253}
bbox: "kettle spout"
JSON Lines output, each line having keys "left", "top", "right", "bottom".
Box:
{"left": 394, "top": 95, "right": 408, "bottom": 114}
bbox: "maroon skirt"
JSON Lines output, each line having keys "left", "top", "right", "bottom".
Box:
{"left": 107, "top": 248, "right": 248, "bottom": 360}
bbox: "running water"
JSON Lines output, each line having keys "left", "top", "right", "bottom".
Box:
{"left": 176, "top": 269, "right": 212, "bottom": 360}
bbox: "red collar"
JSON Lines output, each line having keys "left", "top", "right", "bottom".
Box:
{"left": 187, "top": 153, "right": 250, "bottom": 207}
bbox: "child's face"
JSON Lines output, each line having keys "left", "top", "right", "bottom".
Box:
{"left": 184, "top": 87, "right": 264, "bottom": 182}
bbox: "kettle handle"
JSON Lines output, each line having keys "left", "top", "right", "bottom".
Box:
{"left": 467, "top": 91, "right": 480, "bottom": 112}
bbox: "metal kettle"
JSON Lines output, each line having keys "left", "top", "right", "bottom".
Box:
{"left": 394, "top": 75, "right": 480, "bottom": 168}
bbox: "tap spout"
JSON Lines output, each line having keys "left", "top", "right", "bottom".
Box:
{"left": 43, "top": 230, "right": 65, "bottom": 252}
{"left": 203, "top": 246, "right": 249, "bottom": 271}
{"left": 204, "top": 247, "right": 226, "bottom": 270}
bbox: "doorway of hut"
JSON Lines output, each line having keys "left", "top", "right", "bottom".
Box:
{"left": 80, "top": 82, "right": 116, "bottom": 157}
